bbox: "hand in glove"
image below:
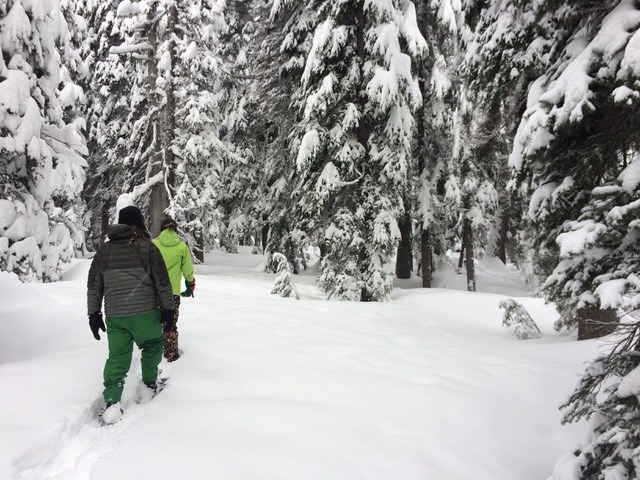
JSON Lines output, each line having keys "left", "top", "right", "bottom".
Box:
{"left": 180, "top": 278, "right": 196, "bottom": 298}
{"left": 89, "top": 312, "right": 106, "bottom": 340}
{"left": 161, "top": 309, "right": 175, "bottom": 334}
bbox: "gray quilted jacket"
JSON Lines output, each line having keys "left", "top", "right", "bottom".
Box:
{"left": 87, "top": 225, "right": 175, "bottom": 318}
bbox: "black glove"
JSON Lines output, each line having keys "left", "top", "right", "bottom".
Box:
{"left": 161, "top": 309, "right": 175, "bottom": 334}
{"left": 89, "top": 312, "right": 106, "bottom": 340}
{"left": 181, "top": 278, "right": 195, "bottom": 297}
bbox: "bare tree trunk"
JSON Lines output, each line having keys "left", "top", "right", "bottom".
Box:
{"left": 396, "top": 198, "right": 413, "bottom": 279}
{"left": 463, "top": 206, "right": 475, "bottom": 291}
{"left": 421, "top": 228, "right": 432, "bottom": 288}
{"left": 494, "top": 205, "right": 509, "bottom": 264}
{"left": 193, "top": 226, "right": 205, "bottom": 263}
{"left": 577, "top": 307, "right": 618, "bottom": 340}
{"left": 101, "top": 202, "right": 110, "bottom": 243}
{"left": 261, "top": 222, "right": 269, "bottom": 252}
{"left": 164, "top": 3, "right": 178, "bottom": 205}
{"left": 458, "top": 237, "right": 465, "bottom": 270}
{"left": 147, "top": 1, "right": 164, "bottom": 237}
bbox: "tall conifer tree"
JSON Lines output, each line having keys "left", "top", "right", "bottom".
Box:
{"left": 0, "top": 0, "right": 87, "bottom": 281}
{"left": 274, "top": 0, "right": 426, "bottom": 301}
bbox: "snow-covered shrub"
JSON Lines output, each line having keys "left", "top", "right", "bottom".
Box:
{"left": 271, "top": 252, "right": 299, "bottom": 300}
{"left": 550, "top": 317, "right": 640, "bottom": 480}
{"left": 499, "top": 298, "right": 541, "bottom": 340}
{"left": 554, "top": 310, "right": 577, "bottom": 332}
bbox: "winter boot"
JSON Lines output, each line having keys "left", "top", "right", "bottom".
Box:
{"left": 144, "top": 381, "right": 157, "bottom": 393}
{"left": 101, "top": 402, "right": 123, "bottom": 425}
{"left": 137, "top": 381, "right": 158, "bottom": 404}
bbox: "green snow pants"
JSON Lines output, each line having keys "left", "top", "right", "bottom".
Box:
{"left": 103, "top": 309, "right": 163, "bottom": 404}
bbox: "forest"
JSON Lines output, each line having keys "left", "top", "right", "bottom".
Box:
{"left": 1, "top": 1, "right": 640, "bottom": 478}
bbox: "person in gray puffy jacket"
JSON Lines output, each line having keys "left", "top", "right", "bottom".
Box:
{"left": 87, "top": 206, "right": 175, "bottom": 423}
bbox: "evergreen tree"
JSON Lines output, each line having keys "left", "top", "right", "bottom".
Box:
{"left": 464, "top": 0, "right": 552, "bottom": 271}
{"left": 0, "top": 0, "right": 87, "bottom": 281}
{"left": 100, "top": 0, "right": 227, "bottom": 250}
{"left": 78, "top": 0, "right": 132, "bottom": 247}
{"left": 552, "top": 319, "right": 640, "bottom": 480}
{"left": 507, "top": 2, "right": 640, "bottom": 476}
{"left": 94, "top": 0, "right": 168, "bottom": 235}
{"left": 276, "top": 0, "right": 426, "bottom": 301}
{"left": 412, "top": 0, "right": 465, "bottom": 287}
{"left": 162, "top": 0, "right": 228, "bottom": 258}
{"left": 510, "top": 0, "right": 630, "bottom": 291}
{"left": 217, "top": 0, "right": 269, "bottom": 255}
{"left": 259, "top": 0, "right": 316, "bottom": 273}
{"left": 545, "top": 157, "right": 640, "bottom": 320}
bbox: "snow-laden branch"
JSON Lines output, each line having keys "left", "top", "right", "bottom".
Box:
{"left": 315, "top": 162, "right": 363, "bottom": 196}
{"left": 50, "top": 216, "right": 90, "bottom": 257}
{"left": 114, "top": 172, "right": 164, "bottom": 219}
{"left": 110, "top": 43, "right": 153, "bottom": 55}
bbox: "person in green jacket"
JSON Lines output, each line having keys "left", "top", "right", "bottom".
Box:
{"left": 152, "top": 215, "right": 195, "bottom": 362}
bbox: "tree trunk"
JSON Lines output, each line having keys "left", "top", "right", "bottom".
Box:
{"left": 577, "top": 307, "right": 618, "bottom": 340}
{"left": 421, "top": 228, "right": 432, "bottom": 288}
{"left": 494, "top": 205, "right": 509, "bottom": 264}
{"left": 193, "top": 227, "right": 205, "bottom": 263}
{"left": 101, "top": 201, "right": 110, "bottom": 243}
{"left": 458, "top": 237, "right": 465, "bottom": 270}
{"left": 356, "top": 0, "right": 372, "bottom": 303}
{"left": 396, "top": 198, "right": 413, "bottom": 279}
{"left": 463, "top": 208, "right": 475, "bottom": 292}
{"left": 147, "top": 1, "right": 165, "bottom": 237}
{"left": 261, "top": 222, "right": 269, "bottom": 252}
{"left": 164, "top": 3, "right": 178, "bottom": 202}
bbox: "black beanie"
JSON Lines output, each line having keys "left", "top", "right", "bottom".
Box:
{"left": 161, "top": 215, "right": 178, "bottom": 231}
{"left": 118, "top": 206, "right": 147, "bottom": 231}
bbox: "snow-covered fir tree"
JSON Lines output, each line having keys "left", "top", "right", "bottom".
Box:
{"left": 411, "top": 0, "right": 465, "bottom": 287}
{"left": 89, "top": 0, "right": 167, "bottom": 235}
{"left": 252, "top": 0, "right": 318, "bottom": 273}
{"left": 78, "top": 0, "right": 133, "bottom": 247}
{"left": 275, "top": 0, "right": 426, "bottom": 301}
{"left": 505, "top": 2, "right": 640, "bottom": 476}
{"left": 216, "top": 0, "right": 253, "bottom": 253}
{"left": 451, "top": 98, "right": 499, "bottom": 292}
{"left": 510, "top": 0, "right": 636, "bottom": 292}
{"left": 463, "top": 0, "right": 546, "bottom": 269}
{"left": 0, "top": 0, "right": 87, "bottom": 281}
{"left": 160, "top": 0, "right": 228, "bottom": 258}
{"left": 545, "top": 156, "right": 640, "bottom": 319}
{"left": 93, "top": 0, "right": 227, "bottom": 251}
{"left": 213, "top": 0, "right": 307, "bottom": 268}
{"left": 553, "top": 318, "right": 640, "bottom": 480}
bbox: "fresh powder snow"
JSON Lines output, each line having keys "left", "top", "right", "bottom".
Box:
{"left": 0, "top": 249, "right": 602, "bottom": 480}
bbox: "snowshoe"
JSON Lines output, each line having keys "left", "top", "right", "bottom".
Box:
{"left": 100, "top": 402, "right": 123, "bottom": 425}
{"left": 136, "top": 378, "right": 168, "bottom": 404}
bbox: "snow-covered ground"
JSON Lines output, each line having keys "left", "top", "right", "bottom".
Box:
{"left": 0, "top": 249, "right": 603, "bottom": 480}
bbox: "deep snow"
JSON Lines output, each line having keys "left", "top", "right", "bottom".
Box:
{"left": 0, "top": 249, "right": 602, "bottom": 480}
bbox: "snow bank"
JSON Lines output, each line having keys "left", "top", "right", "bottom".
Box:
{"left": 0, "top": 252, "right": 600, "bottom": 480}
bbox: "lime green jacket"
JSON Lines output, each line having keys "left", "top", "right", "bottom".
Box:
{"left": 152, "top": 229, "right": 195, "bottom": 295}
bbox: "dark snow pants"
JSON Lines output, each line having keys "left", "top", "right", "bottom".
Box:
{"left": 103, "top": 309, "right": 163, "bottom": 404}
{"left": 163, "top": 296, "right": 181, "bottom": 362}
